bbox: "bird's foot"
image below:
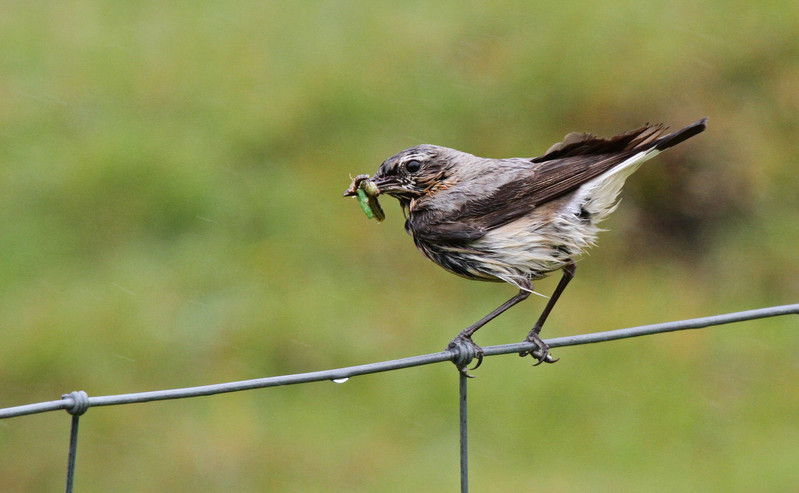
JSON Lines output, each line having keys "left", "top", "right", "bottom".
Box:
{"left": 448, "top": 334, "right": 484, "bottom": 378}
{"left": 519, "top": 332, "right": 558, "bottom": 366}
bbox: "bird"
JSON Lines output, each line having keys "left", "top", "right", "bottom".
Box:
{"left": 345, "top": 118, "right": 707, "bottom": 373}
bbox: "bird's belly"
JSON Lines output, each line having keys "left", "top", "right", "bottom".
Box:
{"left": 414, "top": 207, "right": 601, "bottom": 289}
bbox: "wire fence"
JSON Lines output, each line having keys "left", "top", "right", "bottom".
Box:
{"left": 2, "top": 303, "right": 798, "bottom": 493}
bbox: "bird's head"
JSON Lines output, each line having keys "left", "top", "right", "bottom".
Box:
{"left": 370, "top": 144, "right": 456, "bottom": 202}
{"left": 343, "top": 144, "right": 474, "bottom": 219}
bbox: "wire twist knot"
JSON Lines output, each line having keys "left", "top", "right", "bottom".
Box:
{"left": 62, "top": 391, "right": 90, "bottom": 416}
{"left": 449, "top": 339, "right": 476, "bottom": 369}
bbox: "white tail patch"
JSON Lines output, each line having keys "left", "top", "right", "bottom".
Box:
{"left": 579, "top": 149, "right": 661, "bottom": 223}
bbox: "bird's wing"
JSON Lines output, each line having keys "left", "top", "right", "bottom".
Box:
{"left": 403, "top": 152, "right": 613, "bottom": 244}
{"left": 408, "top": 119, "right": 706, "bottom": 242}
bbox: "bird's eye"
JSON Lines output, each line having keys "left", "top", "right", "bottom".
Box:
{"left": 405, "top": 159, "right": 422, "bottom": 173}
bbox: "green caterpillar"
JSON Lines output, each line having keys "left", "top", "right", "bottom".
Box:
{"left": 355, "top": 180, "right": 385, "bottom": 222}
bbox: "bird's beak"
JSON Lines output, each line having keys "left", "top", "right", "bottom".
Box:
{"left": 369, "top": 176, "right": 389, "bottom": 193}
{"left": 370, "top": 175, "right": 408, "bottom": 196}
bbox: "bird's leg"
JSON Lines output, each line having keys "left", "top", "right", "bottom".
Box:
{"left": 520, "top": 260, "right": 577, "bottom": 365}
{"left": 449, "top": 287, "right": 531, "bottom": 375}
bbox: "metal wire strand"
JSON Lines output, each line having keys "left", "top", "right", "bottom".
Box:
{"left": 1, "top": 303, "right": 797, "bottom": 420}
{"left": 0, "top": 303, "right": 796, "bottom": 493}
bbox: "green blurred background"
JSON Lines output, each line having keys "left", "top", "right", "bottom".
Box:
{"left": 1, "top": 1, "right": 798, "bottom": 491}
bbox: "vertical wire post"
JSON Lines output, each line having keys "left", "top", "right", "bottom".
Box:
{"left": 459, "top": 371, "right": 469, "bottom": 493}
{"left": 65, "top": 414, "right": 81, "bottom": 493}
{"left": 62, "top": 391, "right": 90, "bottom": 493}
{"left": 450, "top": 338, "right": 475, "bottom": 493}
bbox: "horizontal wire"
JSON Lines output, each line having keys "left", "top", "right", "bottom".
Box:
{"left": 1, "top": 303, "right": 797, "bottom": 420}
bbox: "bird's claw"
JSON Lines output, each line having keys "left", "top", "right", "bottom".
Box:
{"left": 530, "top": 350, "right": 559, "bottom": 366}
{"left": 448, "top": 335, "right": 484, "bottom": 377}
{"left": 519, "top": 334, "right": 558, "bottom": 366}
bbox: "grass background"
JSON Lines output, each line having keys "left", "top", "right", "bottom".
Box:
{"left": 1, "top": 1, "right": 798, "bottom": 491}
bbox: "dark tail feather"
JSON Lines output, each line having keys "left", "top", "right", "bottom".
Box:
{"left": 655, "top": 117, "right": 708, "bottom": 151}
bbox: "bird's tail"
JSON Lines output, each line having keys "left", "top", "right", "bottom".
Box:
{"left": 578, "top": 117, "right": 707, "bottom": 224}
{"left": 654, "top": 117, "right": 708, "bottom": 151}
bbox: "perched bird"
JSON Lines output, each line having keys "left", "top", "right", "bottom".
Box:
{"left": 345, "top": 118, "right": 707, "bottom": 372}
